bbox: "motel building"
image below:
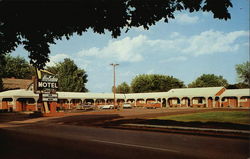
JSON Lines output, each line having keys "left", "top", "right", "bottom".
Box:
{"left": 0, "top": 86, "right": 249, "bottom": 112}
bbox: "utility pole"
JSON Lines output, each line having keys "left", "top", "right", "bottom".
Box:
{"left": 110, "top": 63, "right": 119, "bottom": 109}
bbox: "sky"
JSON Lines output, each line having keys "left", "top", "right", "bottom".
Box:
{"left": 12, "top": 0, "right": 249, "bottom": 93}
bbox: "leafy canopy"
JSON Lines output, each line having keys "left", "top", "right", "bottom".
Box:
{"left": 235, "top": 61, "right": 250, "bottom": 86}
{"left": 131, "top": 74, "right": 185, "bottom": 93}
{"left": 1, "top": 55, "right": 34, "bottom": 79}
{"left": 0, "top": 0, "right": 232, "bottom": 68}
{"left": 46, "top": 58, "right": 88, "bottom": 92}
{"left": 0, "top": 79, "right": 3, "bottom": 92}
{"left": 116, "top": 82, "right": 131, "bottom": 93}
{"left": 188, "top": 74, "right": 228, "bottom": 88}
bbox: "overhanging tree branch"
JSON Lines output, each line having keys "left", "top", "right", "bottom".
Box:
{"left": 0, "top": 0, "right": 232, "bottom": 68}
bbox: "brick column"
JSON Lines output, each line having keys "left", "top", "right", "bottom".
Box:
{"left": 49, "top": 102, "right": 57, "bottom": 113}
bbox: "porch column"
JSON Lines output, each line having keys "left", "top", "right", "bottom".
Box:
{"left": 160, "top": 98, "right": 163, "bottom": 108}
{"left": 0, "top": 98, "right": 2, "bottom": 109}
{"left": 207, "top": 97, "right": 209, "bottom": 108}
{"left": 218, "top": 98, "right": 222, "bottom": 108}
{"left": 68, "top": 99, "right": 71, "bottom": 109}
{"left": 190, "top": 97, "right": 193, "bottom": 107}
{"left": 13, "top": 98, "right": 17, "bottom": 111}
{"left": 165, "top": 98, "right": 169, "bottom": 108}
{"left": 237, "top": 97, "right": 241, "bottom": 107}
{"left": 212, "top": 97, "right": 216, "bottom": 108}
{"left": 167, "top": 98, "right": 170, "bottom": 107}
{"left": 204, "top": 96, "right": 208, "bottom": 108}
{"left": 35, "top": 98, "right": 39, "bottom": 111}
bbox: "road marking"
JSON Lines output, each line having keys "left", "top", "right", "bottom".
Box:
{"left": 91, "top": 139, "right": 180, "bottom": 153}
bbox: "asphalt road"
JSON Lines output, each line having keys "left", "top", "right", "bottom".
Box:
{"left": 0, "top": 122, "right": 249, "bottom": 159}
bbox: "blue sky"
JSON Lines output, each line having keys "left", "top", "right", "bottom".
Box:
{"left": 12, "top": 0, "right": 249, "bottom": 93}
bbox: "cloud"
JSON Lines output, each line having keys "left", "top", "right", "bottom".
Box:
{"left": 242, "top": 42, "right": 249, "bottom": 47}
{"left": 174, "top": 13, "right": 199, "bottom": 24}
{"left": 146, "top": 69, "right": 155, "bottom": 74}
{"left": 170, "top": 32, "right": 181, "bottom": 38}
{"left": 119, "top": 71, "right": 136, "bottom": 77}
{"left": 76, "top": 30, "right": 249, "bottom": 64}
{"left": 182, "top": 30, "right": 249, "bottom": 56}
{"left": 77, "top": 35, "right": 147, "bottom": 62}
{"left": 47, "top": 53, "right": 70, "bottom": 66}
{"left": 161, "top": 56, "right": 188, "bottom": 63}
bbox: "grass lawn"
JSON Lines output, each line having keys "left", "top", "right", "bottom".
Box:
{"left": 154, "top": 111, "right": 250, "bottom": 125}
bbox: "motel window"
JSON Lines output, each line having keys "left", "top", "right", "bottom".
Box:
{"left": 3, "top": 98, "right": 13, "bottom": 105}
{"left": 27, "top": 98, "right": 35, "bottom": 104}
{"left": 241, "top": 96, "right": 250, "bottom": 101}
{"left": 177, "top": 99, "right": 180, "bottom": 104}
{"left": 198, "top": 98, "right": 203, "bottom": 104}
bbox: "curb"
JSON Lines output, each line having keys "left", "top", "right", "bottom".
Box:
{"left": 109, "top": 124, "right": 250, "bottom": 139}
{"left": 122, "top": 124, "right": 250, "bottom": 134}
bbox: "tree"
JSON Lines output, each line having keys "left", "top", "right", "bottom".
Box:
{"left": 131, "top": 74, "right": 184, "bottom": 93}
{"left": 46, "top": 58, "right": 88, "bottom": 92}
{"left": 116, "top": 82, "right": 131, "bottom": 93}
{"left": 2, "top": 55, "right": 34, "bottom": 79}
{"left": 0, "top": 0, "right": 232, "bottom": 68}
{"left": 226, "top": 83, "right": 249, "bottom": 89}
{"left": 0, "top": 79, "right": 3, "bottom": 92}
{"left": 235, "top": 61, "right": 250, "bottom": 87}
{"left": 188, "top": 74, "right": 228, "bottom": 88}
{"left": 0, "top": 54, "right": 5, "bottom": 91}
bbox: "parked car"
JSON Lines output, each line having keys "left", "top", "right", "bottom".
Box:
{"left": 76, "top": 104, "right": 95, "bottom": 110}
{"left": 123, "top": 103, "right": 132, "bottom": 109}
{"left": 101, "top": 105, "right": 114, "bottom": 109}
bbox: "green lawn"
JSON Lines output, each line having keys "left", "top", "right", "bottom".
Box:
{"left": 154, "top": 111, "right": 250, "bottom": 125}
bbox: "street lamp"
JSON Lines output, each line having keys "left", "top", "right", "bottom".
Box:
{"left": 110, "top": 63, "right": 119, "bottom": 109}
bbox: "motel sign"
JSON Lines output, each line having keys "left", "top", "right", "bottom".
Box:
{"left": 35, "top": 69, "right": 59, "bottom": 103}
{"left": 36, "top": 72, "right": 59, "bottom": 91}
{"left": 37, "top": 80, "right": 58, "bottom": 89}
{"left": 42, "top": 93, "right": 58, "bottom": 102}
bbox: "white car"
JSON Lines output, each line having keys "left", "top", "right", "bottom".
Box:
{"left": 101, "top": 105, "right": 114, "bottom": 109}
{"left": 123, "top": 103, "right": 132, "bottom": 109}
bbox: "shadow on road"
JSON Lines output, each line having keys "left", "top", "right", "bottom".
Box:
{"left": 39, "top": 114, "right": 123, "bottom": 126}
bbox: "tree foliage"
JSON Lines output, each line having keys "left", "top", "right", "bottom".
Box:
{"left": 116, "top": 82, "right": 131, "bottom": 93}
{"left": 46, "top": 58, "right": 88, "bottom": 92}
{"left": 1, "top": 55, "right": 34, "bottom": 79}
{"left": 0, "top": 79, "right": 3, "bottom": 91}
{"left": 0, "top": 0, "right": 232, "bottom": 68}
{"left": 0, "top": 54, "right": 5, "bottom": 91}
{"left": 188, "top": 74, "right": 228, "bottom": 88}
{"left": 226, "top": 83, "right": 249, "bottom": 89}
{"left": 131, "top": 74, "right": 184, "bottom": 93}
{"left": 235, "top": 61, "right": 250, "bottom": 87}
